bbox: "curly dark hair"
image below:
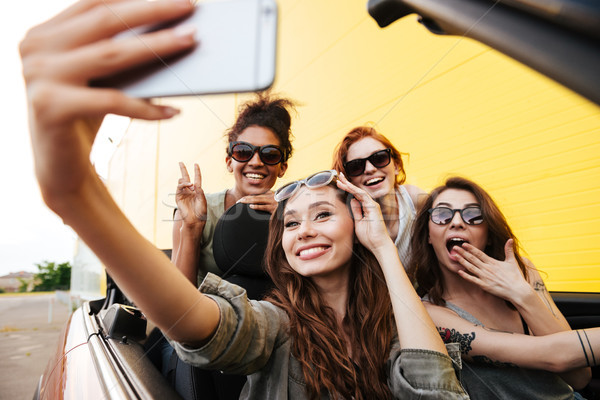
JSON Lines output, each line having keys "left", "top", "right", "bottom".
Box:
{"left": 408, "top": 176, "right": 529, "bottom": 305}
{"left": 264, "top": 184, "right": 395, "bottom": 400}
{"left": 332, "top": 126, "right": 406, "bottom": 187}
{"left": 226, "top": 93, "right": 296, "bottom": 161}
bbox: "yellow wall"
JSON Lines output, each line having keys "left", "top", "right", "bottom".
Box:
{"left": 105, "top": 0, "right": 600, "bottom": 292}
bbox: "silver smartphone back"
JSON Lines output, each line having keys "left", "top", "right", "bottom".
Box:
{"left": 93, "top": 0, "right": 278, "bottom": 98}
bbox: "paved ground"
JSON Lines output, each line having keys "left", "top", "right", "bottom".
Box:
{"left": 0, "top": 293, "right": 71, "bottom": 400}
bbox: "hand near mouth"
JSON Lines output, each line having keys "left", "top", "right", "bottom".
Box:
{"left": 454, "top": 239, "right": 531, "bottom": 302}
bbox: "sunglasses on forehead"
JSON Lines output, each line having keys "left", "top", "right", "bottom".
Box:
{"left": 228, "top": 141, "right": 284, "bottom": 165}
{"left": 274, "top": 170, "right": 338, "bottom": 202}
{"left": 428, "top": 206, "right": 484, "bottom": 225}
{"left": 343, "top": 148, "right": 392, "bottom": 177}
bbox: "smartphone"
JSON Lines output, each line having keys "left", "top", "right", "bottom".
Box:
{"left": 92, "top": 0, "right": 278, "bottom": 98}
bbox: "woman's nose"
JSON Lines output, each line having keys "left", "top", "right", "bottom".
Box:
{"left": 363, "top": 160, "right": 377, "bottom": 174}
{"left": 297, "top": 220, "right": 317, "bottom": 239}
{"left": 449, "top": 210, "right": 465, "bottom": 228}
{"left": 248, "top": 150, "right": 264, "bottom": 166}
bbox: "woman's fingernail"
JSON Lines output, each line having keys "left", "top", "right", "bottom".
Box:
{"left": 174, "top": 24, "right": 197, "bottom": 39}
{"left": 172, "top": 0, "right": 194, "bottom": 9}
{"left": 162, "top": 106, "right": 180, "bottom": 117}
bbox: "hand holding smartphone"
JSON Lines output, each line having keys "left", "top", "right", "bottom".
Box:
{"left": 92, "top": 0, "right": 278, "bottom": 98}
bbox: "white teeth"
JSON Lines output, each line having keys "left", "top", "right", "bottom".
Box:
{"left": 299, "top": 247, "right": 327, "bottom": 257}
{"left": 366, "top": 177, "right": 384, "bottom": 185}
{"left": 245, "top": 173, "right": 265, "bottom": 180}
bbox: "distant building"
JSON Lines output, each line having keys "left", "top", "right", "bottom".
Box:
{"left": 0, "top": 271, "right": 35, "bottom": 293}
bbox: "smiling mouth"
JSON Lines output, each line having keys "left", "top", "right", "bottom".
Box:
{"left": 446, "top": 238, "right": 467, "bottom": 252}
{"left": 298, "top": 246, "right": 329, "bottom": 258}
{"left": 244, "top": 172, "right": 266, "bottom": 180}
{"left": 365, "top": 177, "right": 384, "bottom": 186}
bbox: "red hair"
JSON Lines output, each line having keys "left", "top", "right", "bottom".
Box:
{"left": 332, "top": 126, "right": 406, "bottom": 187}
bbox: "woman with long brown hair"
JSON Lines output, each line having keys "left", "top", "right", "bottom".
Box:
{"left": 409, "top": 176, "right": 595, "bottom": 399}
{"left": 332, "top": 126, "right": 424, "bottom": 268}
{"left": 21, "top": 1, "right": 469, "bottom": 398}
{"left": 261, "top": 171, "right": 454, "bottom": 399}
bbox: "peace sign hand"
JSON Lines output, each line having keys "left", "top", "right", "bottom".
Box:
{"left": 176, "top": 162, "right": 207, "bottom": 228}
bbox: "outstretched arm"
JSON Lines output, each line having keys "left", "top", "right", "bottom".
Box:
{"left": 521, "top": 262, "right": 591, "bottom": 388}
{"left": 337, "top": 175, "right": 447, "bottom": 354}
{"left": 453, "top": 241, "right": 591, "bottom": 387}
{"left": 426, "top": 303, "right": 599, "bottom": 373}
{"left": 21, "top": 0, "right": 219, "bottom": 346}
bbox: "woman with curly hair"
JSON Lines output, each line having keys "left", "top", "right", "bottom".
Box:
{"left": 409, "top": 176, "right": 595, "bottom": 399}
{"left": 172, "top": 93, "right": 295, "bottom": 286}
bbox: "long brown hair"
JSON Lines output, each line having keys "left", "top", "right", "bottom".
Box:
{"left": 408, "top": 176, "right": 529, "bottom": 305}
{"left": 332, "top": 126, "right": 406, "bottom": 187}
{"left": 265, "top": 184, "right": 394, "bottom": 399}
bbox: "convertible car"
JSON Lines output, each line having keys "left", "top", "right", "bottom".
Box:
{"left": 33, "top": 0, "right": 600, "bottom": 399}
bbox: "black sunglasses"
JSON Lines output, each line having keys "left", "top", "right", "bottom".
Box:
{"left": 428, "top": 206, "right": 484, "bottom": 225}
{"left": 228, "top": 141, "right": 284, "bottom": 165}
{"left": 343, "top": 148, "right": 392, "bottom": 176}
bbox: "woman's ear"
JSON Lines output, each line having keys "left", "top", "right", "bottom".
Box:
{"left": 278, "top": 162, "right": 288, "bottom": 178}
{"left": 390, "top": 157, "right": 400, "bottom": 175}
{"left": 226, "top": 156, "right": 233, "bottom": 173}
{"left": 428, "top": 235, "right": 432, "bottom": 244}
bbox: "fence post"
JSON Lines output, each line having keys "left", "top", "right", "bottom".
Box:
{"left": 48, "top": 297, "right": 54, "bottom": 324}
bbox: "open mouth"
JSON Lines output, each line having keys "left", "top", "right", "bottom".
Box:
{"left": 446, "top": 238, "right": 468, "bottom": 253}
{"left": 365, "top": 177, "right": 384, "bottom": 186}
{"left": 244, "top": 172, "right": 266, "bottom": 181}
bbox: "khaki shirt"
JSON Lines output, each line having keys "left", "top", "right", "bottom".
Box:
{"left": 170, "top": 274, "right": 468, "bottom": 399}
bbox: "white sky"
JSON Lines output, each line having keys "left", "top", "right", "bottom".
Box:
{"left": 0, "top": 0, "right": 91, "bottom": 276}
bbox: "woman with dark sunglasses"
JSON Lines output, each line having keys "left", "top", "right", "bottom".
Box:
{"left": 408, "top": 176, "right": 593, "bottom": 399}
{"left": 173, "top": 93, "right": 295, "bottom": 285}
{"left": 332, "top": 126, "right": 424, "bottom": 269}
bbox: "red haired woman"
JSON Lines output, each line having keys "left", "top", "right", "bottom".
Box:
{"left": 332, "top": 126, "right": 424, "bottom": 269}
